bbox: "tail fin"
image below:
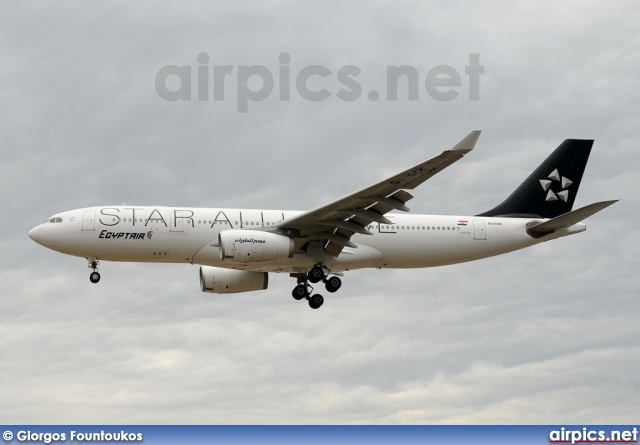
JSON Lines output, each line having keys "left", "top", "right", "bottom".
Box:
{"left": 477, "top": 139, "right": 593, "bottom": 218}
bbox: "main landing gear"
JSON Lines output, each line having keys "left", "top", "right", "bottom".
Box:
{"left": 291, "top": 264, "right": 342, "bottom": 309}
{"left": 87, "top": 258, "right": 100, "bottom": 284}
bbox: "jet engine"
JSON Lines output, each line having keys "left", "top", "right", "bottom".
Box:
{"left": 218, "top": 230, "right": 294, "bottom": 262}
{"left": 199, "top": 266, "right": 268, "bottom": 294}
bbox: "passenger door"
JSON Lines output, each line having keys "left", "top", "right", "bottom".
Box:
{"left": 472, "top": 220, "right": 486, "bottom": 240}
{"left": 82, "top": 210, "right": 95, "bottom": 231}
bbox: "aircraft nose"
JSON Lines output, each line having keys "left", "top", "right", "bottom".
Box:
{"left": 29, "top": 224, "right": 48, "bottom": 246}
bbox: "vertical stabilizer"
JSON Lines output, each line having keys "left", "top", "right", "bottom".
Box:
{"left": 477, "top": 139, "right": 593, "bottom": 218}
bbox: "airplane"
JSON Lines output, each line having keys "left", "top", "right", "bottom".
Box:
{"left": 28, "top": 131, "right": 617, "bottom": 309}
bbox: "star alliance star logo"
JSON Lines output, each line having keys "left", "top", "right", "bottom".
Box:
{"left": 540, "top": 168, "right": 573, "bottom": 202}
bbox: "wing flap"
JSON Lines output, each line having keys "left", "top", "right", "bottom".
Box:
{"left": 349, "top": 208, "right": 392, "bottom": 225}
{"left": 308, "top": 233, "right": 358, "bottom": 249}
{"left": 319, "top": 220, "right": 372, "bottom": 235}
{"left": 324, "top": 241, "right": 344, "bottom": 257}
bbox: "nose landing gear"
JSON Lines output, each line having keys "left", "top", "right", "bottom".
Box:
{"left": 87, "top": 258, "right": 100, "bottom": 284}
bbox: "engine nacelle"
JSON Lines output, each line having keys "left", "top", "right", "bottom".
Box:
{"left": 218, "top": 230, "right": 294, "bottom": 263}
{"left": 199, "top": 266, "right": 268, "bottom": 294}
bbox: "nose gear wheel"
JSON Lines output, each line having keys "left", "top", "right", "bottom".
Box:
{"left": 87, "top": 258, "right": 101, "bottom": 284}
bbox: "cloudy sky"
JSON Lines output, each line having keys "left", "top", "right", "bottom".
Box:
{"left": 1, "top": 1, "right": 638, "bottom": 424}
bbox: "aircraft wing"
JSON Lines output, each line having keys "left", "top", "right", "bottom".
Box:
{"left": 276, "top": 130, "right": 481, "bottom": 256}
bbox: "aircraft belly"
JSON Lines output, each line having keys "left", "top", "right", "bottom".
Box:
{"left": 196, "top": 254, "right": 315, "bottom": 274}
{"left": 192, "top": 244, "right": 384, "bottom": 274}
{"left": 326, "top": 244, "right": 384, "bottom": 271}
{"left": 357, "top": 218, "right": 539, "bottom": 269}
{"left": 63, "top": 229, "right": 203, "bottom": 263}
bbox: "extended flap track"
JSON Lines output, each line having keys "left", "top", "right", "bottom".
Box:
{"left": 322, "top": 191, "right": 414, "bottom": 257}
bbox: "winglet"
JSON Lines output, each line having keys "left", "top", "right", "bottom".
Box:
{"left": 451, "top": 130, "right": 482, "bottom": 153}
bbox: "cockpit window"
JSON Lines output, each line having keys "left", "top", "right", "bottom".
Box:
{"left": 55, "top": 217, "right": 63, "bottom": 223}
{"left": 47, "top": 217, "right": 63, "bottom": 223}
{"left": 48, "top": 218, "right": 56, "bottom": 223}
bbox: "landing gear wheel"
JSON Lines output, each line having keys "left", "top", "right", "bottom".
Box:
{"left": 325, "top": 276, "right": 342, "bottom": 293}
{"left": 308, "top": 266, "right": 324, "bottom": 283}
{"left": 292, "top": 284, "right": 308, "bottom": 300}
{"left": 89, "top": 272, "right": 101, "bottom": 284}
{"left": 308, "top": 294, "right": 324, "bottom": 309}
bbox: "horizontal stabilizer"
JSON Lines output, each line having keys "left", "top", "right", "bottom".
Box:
{"left": 528, "top": 200, "right": 618, "bottom": 233}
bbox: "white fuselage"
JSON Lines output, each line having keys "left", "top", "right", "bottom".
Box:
{"left": 28, "top": 206, "right": 586, "bottom": 274}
